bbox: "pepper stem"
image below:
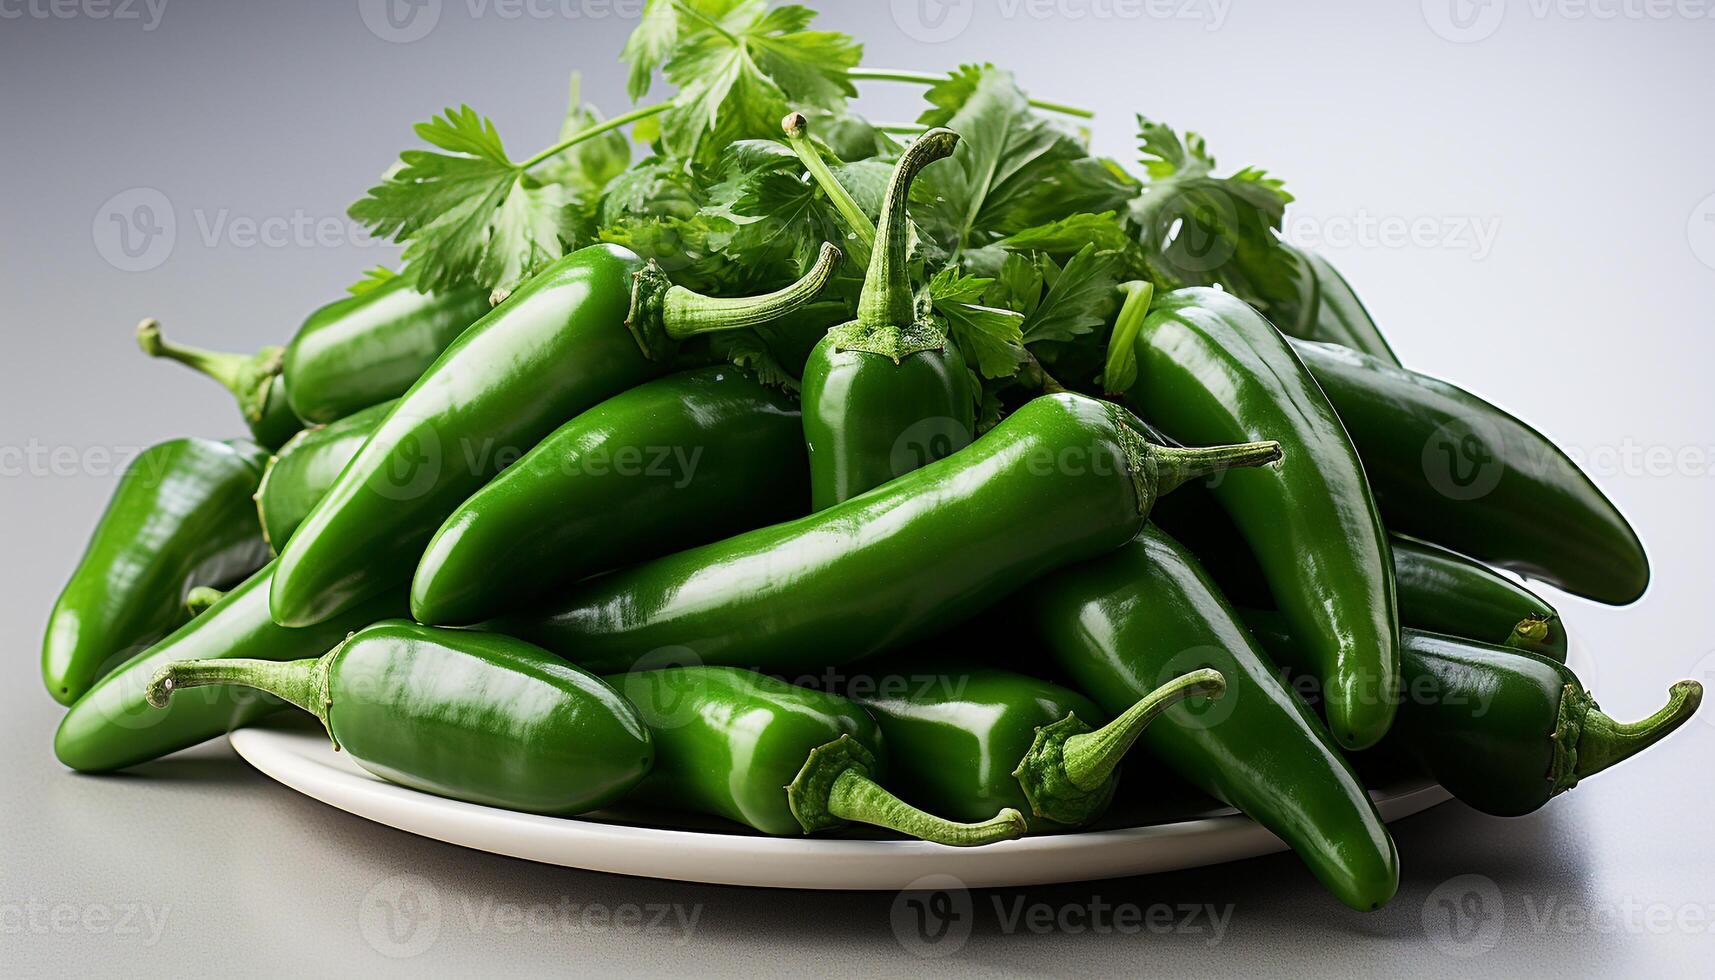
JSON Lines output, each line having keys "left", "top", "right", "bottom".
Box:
{"left": 1152, "top": 440, "right": 1285, "bottom": 496}
{"left": 627, "top": 243, "right": 842, "bottom": 359}
{"left": 183, "top": 586, "right": 227, "bottom": 617}
{"left": 1102, "top": 280, "right": 1154, "bottom": 395}
{"left": 1012, "top": 670, "right": 1226, "bottom": 826}
{"left": 781, "top": 112, "right": 875, "bottom": 266}
{"left": 856, "top": 129, "right": 960, "bottom": 333}
{"left": 1572, "top": 680, "right": 1702, "bottom": 781}
{"left": 827, "top": 770, "right": 1027, "bottom": 847}
{"left": 785, "top": 734, "right": 1024, "bottom": 846}
{"left": 146, "top": 654, "right": 335, "bottom": 734}
{"left": 136, "top": 318, "right": 282, "bottom": 420}
{"left": 1061, "top": 669, "right": 1227, "bottom": 791}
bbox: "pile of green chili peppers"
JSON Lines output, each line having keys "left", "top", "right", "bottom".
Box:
{"left": 47, "top": 105, "right": 1701, "bottom": 918}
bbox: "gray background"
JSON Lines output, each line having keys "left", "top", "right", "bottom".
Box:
{"left": 4, "top": 0, "right": 1714, "bottom": 974}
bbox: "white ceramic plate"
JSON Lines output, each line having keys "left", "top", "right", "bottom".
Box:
{"left": 230, "top": 718, "right": 1450, "bottom": 890}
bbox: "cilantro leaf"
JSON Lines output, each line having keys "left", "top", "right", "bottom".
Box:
{"left": 996, "top": 211, "right": 1133, "bottom": 257}
{"left": 346, "top": 266, "right": 399, "bottom": 297}
{"left": 652, "top": 2, "right": 861, "bottom": 163}
{"left": 349, "top": 105, "right": 579, "bottom": 295}
{"left": 1019, "top": 245, "right": 1120, "bottom": 344}
{"left": 1127, "top": 115, "right": 1297, "bottom": 301}
{"left": 913, "top": 67, "right": 1131, "bottom": 251}
{"left": 928, "top": 266, "right": 1026, "bottom": 378}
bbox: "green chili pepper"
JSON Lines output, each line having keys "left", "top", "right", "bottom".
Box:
{"left": 413, "top": 367, "right": 810, "bottom": 626}
{"left": 1122, "top": 286, "right": 1399, "bottom": 749}
{"left": 1392, "top": 537, "right": 1566, "bottom": 660}
{"left": 1152, "top": 488, "right": 1566, "bottom": 658}
{"left": 282, "top": 276, "right": 491, "bottom": 424}
{"left": 800, "top": 129, "right": 973, "bottom": 510}
{"left": 1023, "top": 525, "right": 1400, "bottom": 911}
{"left": 494, "top": 393, "right": 1281, "bottom": 674}
{"left": 43, "top": 438, "right": 271, "bottom": 705}
{"left": 135, "top": 321, "right": 303, "bottom": 450}
{"left": 147, "top": 621, "right": 650, "bottom": 815}
{"left": 1264, "top": 245, "right": 1402, "bottom": 366}
{"left": 614, "top": 666, "right": 1024, "bottom": 844}
{"left": 848, "top": 667, "right": 1224, "bottom": 829}
{"left": 254, "top": 400, "right": 394, "bottom": 553}
{"left": 270, "top": 241, "right": 841, "bottom": 627}
{"left": 1244, "top": 613, "right": 1701, "bottom": 817}
{"left": 1291, "top": 338, "right": 1648, "bottom": 605}
{"left": 53, "top": 563, "right": 404, "bottom": 772}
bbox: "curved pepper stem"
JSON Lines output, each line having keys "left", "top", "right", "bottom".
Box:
{"left": 1062, "top": 668, "right": 1227, "bottom": 790}
{"left": 781, "top": 111, "right": 875, "bottom": 266}
{"left": 856, "top": 128, "right": 960, "bottom": 333}
{"left": 786, "top": 734, "right": 1025, "bottom": 846}
{"left": 136, "top": 318, "right": 283, "bottom": 422}
{"left": 1013, "top": 669, "right": 1225, "bottom": 827}
{"left": 1572, "top": 680, "right": 1701, "bottom": 781}
{"left": 1151, "top": 440, "right": 1285, "bottom": 497}
{"left": 627, "top": 242, "right": 842, "bottom": 359}
{"left": 147, "top": 654, "right": 336, "bottom": 739}
{"left": 827, "top": 770, "right": 1028, "bottom": 847}
{"left": 183, "top": 586, "right": 227, "bottom": 617}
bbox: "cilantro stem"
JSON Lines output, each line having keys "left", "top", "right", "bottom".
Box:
{"left": 847, "top": 68, "right": 1094, "bottom": 119}
{"left": 873, "top": 122, "right": 929, "bottom": 135}
{"left": 782, "top": 112, "right": 874, "bottom": 267}
{"left": 518, "top": 102, "right": 671, "bottom": 171}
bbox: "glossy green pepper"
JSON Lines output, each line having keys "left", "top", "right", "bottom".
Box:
{"left": 614, "top": 666, "right": 1024, "bottom": 844}
{"left": 43, "top": 437, "right": 271, "bottom": 705}
{"left": 135, "top": 321, "right": 303, "bottom": 450}
{"left": 1244, "top": 614, "right": 1701, "bottom": 817}
{"left": 1024, "top": 526, "right": 1400, "bottom": 911}
{"left": 148, "top": 621, "right": 650, "bottom": 815}
{"left": 1122, "top": 286, "right": 1399, "bottom": 749}
{"left": 1151, "top": 488, "right": 1566, "bottom": 659}
{"left": 1291, "top": 338, "right": 1648, "bottom": 604}
{"left": 271, "top": 241, "right": 841, "bottom": 627}
{"left": 282, "top": 276, "right": 490, "bottom": 423}
{"left": 1392, "top": 537, "right": 1565, "bottom": 660}
{"left": 494, "top": 393, "right": 1281, "bottom": 674}
{"left": 1264, "top": 245, "right": 1402, "bottom": 366}
{"left": 253, "top": 399, "right": 393, "bottom": 553}
{"left": 849, "top": 666, "right": 1224, "bottom": 829}
{"left": 413, "top": 367, "right": 810, "bottom": 625}
{"left": 801, "top": 129, "right": 973, "bottom": 510}
{"left": 53, "top": 563, "right": 404, "bottom": 772}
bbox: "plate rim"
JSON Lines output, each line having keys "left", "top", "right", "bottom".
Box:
{"left": 230, "top": 722, "right": 1450, "bottom": 891}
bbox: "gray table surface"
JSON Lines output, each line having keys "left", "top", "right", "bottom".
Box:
{"left": 5, "top": 1, "right": 1714, "bottom": 975}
